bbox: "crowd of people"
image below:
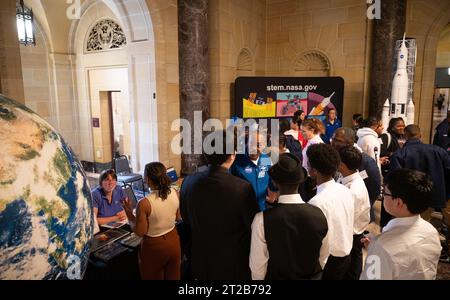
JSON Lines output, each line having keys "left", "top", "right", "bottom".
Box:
{"left": 91, "top": 108, "right": 450, "bottom": 280}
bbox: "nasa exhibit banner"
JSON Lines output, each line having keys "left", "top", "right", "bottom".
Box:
{"left": 234, "top": 77, "right": 344, "bottom": 123}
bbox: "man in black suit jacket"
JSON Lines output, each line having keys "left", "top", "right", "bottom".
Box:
{"left": 250, "top": 153, "right": 328, "bottom": 279}
{"left": 180, "top": 130, "right": 259, "bottom": 280}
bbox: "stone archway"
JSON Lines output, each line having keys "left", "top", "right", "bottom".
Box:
{"left": 69, "top": 0, "right": 158, "bottom": 172}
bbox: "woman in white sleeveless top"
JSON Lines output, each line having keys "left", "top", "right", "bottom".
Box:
{"left": 123, "top": 162, "right": 181, "bottom": 280}
{"left": 301, "top": 118, "right": 324, "bottom": 173}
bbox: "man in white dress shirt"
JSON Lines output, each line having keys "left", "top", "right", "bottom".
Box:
{"left": 337, "top": 146, "right": 371, "bottom": 280}
{"left": 360, "top": 169, "right": 442, "bottom": 280}
{"left": 249, "top": 153, "right": 328, "bottom": 280}
{"left": 306, "top": 143, "right": 355, "bottom": 280}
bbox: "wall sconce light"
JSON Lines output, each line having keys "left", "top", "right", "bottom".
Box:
{"left": 16, "top": 0, "right": 35, "bottom": 46}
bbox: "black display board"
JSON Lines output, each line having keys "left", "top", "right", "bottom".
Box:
{"left": 234, "top": 77, "right": 345, "bottom": 123}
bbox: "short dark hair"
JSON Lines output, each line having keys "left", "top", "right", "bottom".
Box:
{"left": 384, "top": 169, "right": 433, "bottom": 214}
{"left": 307, "top": 143, "right": 340, "bottom": 177}
{"left": 352, "top": 113, "right": 362, "bottom": 121}
{"left": 99, "top": 169, "right": 117, "bottom": 186}
{"left": 404, "top": 124, "right": 421, "bottom": 139}
{"left": 339, "top": 146, "right": 362, "bottom": 171}
{"left": 292, "top": 113, "right": 302, "bottom": 127}
{"left": 204, "top": 130, "right": 236, "bottom": 166}
{"left": 362, "top": 117, "right": 381, "bottom": 128}
{"left": 279, "top": 118, "right": 291, "bottom": 133}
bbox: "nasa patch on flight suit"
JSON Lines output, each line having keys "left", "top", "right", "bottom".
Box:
{"left": 244, "top": 166, "right": 253, "bottom": 174}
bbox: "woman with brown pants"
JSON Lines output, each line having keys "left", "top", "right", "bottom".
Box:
{"left": 123, "top": 162, "right": 181, "bottom": 280}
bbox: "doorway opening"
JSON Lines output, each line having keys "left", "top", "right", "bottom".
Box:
{"left": 91, "top": 90, "right": 132, "bottom": 172}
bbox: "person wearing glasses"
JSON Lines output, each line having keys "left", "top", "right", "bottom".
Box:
{"left": 360, "top": 169, "right": 441, "bottom": 280}
{"left": 91, "top": 169, "right": 128, "bottom": 226}
{"left": 356, "top": 117, "right": 383, "bottom": 172}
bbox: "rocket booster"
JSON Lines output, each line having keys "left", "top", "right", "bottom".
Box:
{"left": 382, "top": 99, "right": 390, "bottom": 131}
{"left": 390, "top": 33, "right": 409, "bottom": 118}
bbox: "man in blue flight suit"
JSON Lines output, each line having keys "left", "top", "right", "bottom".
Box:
{"left": 231, "top": 131, "right": 274, "bottom": 211}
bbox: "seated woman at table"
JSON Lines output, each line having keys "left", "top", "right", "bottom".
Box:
{"left": 123, "top": 162, "right": 181, "bottom": 280}
{"left": 92, "top": 169, "right": 128, "bottom": 226}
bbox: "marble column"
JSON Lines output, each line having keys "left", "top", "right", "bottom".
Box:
{"left": 178, "top": 0, "right": 210, "bottom": 175}
{"left": 369, "top": 0, "right": 406, "bottom": 119}
{"left": 0, "top": 0, "right": 25, "bottom": 103}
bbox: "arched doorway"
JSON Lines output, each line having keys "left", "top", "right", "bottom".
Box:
{"left": 70, "top": 0, "right": 158, "bottom": 173}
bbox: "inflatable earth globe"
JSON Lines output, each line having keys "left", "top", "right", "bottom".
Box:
{"left": 0, "top": 94, "right": 94, "bottom": 279}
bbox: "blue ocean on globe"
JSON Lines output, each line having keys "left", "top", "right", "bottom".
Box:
{"left": 0, "top": 94, "right": 94, "bottom": 279}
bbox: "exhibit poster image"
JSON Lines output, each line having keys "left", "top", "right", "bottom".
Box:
{"left": 235, "top": 77, "right": 344, "bottom": 122}
{"left": 243, "top": 92, "right": 276, "bottom": 118}
{"left": 276, "top": 92, "right": 308, "bottom": 117}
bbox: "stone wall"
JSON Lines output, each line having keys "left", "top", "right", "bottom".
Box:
{"left": 146, "top": 0, "right": 181, "bottom": 172}
{"left": 436, "top": 25, "right": 450, "bottom": 68}
{"left": 20, "top": 25, "right": 53, "bottom": 125}
{"left": 209, "top": 0, "right": 267, "bottom": 122}
{"left": 265, "top": 0, "right": 369, "bottom": 126}
{"left": 406, "top": 0, "right": 450, "bottom": 142}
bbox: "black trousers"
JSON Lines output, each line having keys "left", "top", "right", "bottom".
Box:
{"left": 344, "top": 234, "right": 364, "bottom": 280}
{"left": 322, "top": 254, "right": 351, "bottom": 280}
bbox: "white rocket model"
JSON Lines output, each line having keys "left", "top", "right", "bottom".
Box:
{"left": 382, "top": 33, "right": 415, "bottom": 130}
{"left": 382, "top": 99, "right": 390, "bottom": 131}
